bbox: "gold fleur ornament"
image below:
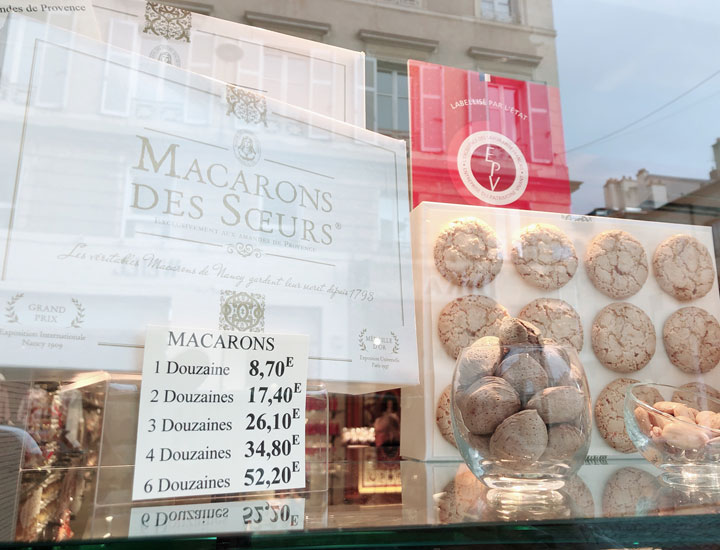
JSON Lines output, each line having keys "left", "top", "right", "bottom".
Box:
{"left": 226, "top": 85, "right": 268, "bottom": 126}
{"left": 143, "top": 1, "right": 192, "bottom": 42}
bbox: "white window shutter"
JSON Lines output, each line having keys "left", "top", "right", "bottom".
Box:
{"left": 184, "top": 31, "right": 214, "bottom": 123}
{"left": 100, "top": 19, "right": 137, "bottom": 116}
{"left": 365, "top": 56, "right": 377, "bottom": 131}
{"left": 527, "top": 82, "right": 552, "bottom": 164}
{"left": 419, "top": 63, "right": 444, "bottom": 153}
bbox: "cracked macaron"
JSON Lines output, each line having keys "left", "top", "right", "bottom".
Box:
{"left": 434, "top": 217, "right": 503, "bottom": 287}
{"left": 585, "top": 230, "right": 648, "bottom": 299}
{"left": 663, "top": 307, "right": 720, "bottom": 374}
{"left": 511, "top": 223, "right": 578, "bottom": 290}
{"left": 438, "top": 295, "right": 508, "bottom": 359}
{"left": 519, "top": 298, "right": 583, "bottom": 352}
{"left": 653, "top": 234, "right": 715, "bottom": 301}
{"left": 591, "top": 302, "right": 655, "bottom": 373}
{"left": 672, "top": 382, "right": 720, "bottom": 412}
{"left": 436, "top": 384, "right": 457, "bottom": 447}
{"left": 595, "top": 378, "right": 662, "bottom": 452}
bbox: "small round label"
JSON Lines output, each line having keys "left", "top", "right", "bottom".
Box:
{"left": 148, "top": 45, "right": 181, "bottom": 67}
{"left": 456, "top": 131, "right": 528, "bottom": 205}
{"left": 233, "top": 131, "right": 262, "bottom": 166}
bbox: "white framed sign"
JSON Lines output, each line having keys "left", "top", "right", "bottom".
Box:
{"left": 0, "top": 16, "right": 417, "bottom": 392}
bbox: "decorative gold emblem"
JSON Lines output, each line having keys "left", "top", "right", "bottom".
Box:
{"left": 70, "top": 298, "right": 85, "bottom": 328}
{"left": 226, "top": 242, "right": 263, "bottom": 257}
{"left": 5, "top": 293, "right": 23, "bottom": 323}
{"left": 226, "top": 85, "right": 268, "bottom": 126}
{"left": 143, "top": 1, "right": 192, "bottom": 42}
{"left": 232, "top": 131, "right": 262, "bottom": 166}
{"left": 220, "top": 291, "right": 265, "bottom": 332}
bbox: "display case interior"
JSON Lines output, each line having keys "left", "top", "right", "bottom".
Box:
{"left": 0, "top": 369, "right": 329, "bottom": 543}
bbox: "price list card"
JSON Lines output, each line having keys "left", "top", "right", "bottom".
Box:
{"left": 132, "top": 326, "right": 308, "bottom": 501}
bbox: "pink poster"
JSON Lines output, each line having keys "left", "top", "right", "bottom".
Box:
{"left": 409, "top": 60, "right": 570, "bottom": 212}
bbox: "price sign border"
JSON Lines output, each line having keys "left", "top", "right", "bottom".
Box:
{"left": 131, "top": 326, "right": 309, "bottom": 502}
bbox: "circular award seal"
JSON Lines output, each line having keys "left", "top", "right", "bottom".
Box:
{"left": 456, "top": 130, "right": 529, "bottom": 205}
{"left": 148, "top": 45, "right": 181, "bottom": 67}
{"left": 233, "top": 130, "right": 262, "bottom": 167}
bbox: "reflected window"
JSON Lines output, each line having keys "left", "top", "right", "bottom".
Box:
{"left": 418, "top": 62, "right": 444, "bottom": 151}
{"left": 481, "top": 0, "right": 513, "bottom": 22}
{"left": 366, "top": 59, "right": 409, "bottom": 137}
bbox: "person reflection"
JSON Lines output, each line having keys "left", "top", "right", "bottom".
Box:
{"left": 373, "top": 412, "right": 399, "bottom": 448}
{"left": 373, "top": 392, "right": 400, "bottom": 448}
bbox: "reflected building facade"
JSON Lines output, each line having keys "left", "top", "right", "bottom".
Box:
{"left": 167, "top": 0, "right": 561, "bottom": 139}
{"left": 592, "top": 139, "right": 720, "bottom": 281}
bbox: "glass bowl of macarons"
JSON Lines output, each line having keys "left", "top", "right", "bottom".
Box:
{"left": 451, "top": 316, "right": 592, "bottom": 491}
{"left": 625, "top": 382, "right": 720, "bottom": 488}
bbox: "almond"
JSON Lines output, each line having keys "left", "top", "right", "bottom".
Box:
{"left": 662, "top": 422, "right": 709, "bottom": 450}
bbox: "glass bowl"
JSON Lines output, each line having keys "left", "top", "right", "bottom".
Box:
{"left": 451, "top": 340, "right": 591, "bottom": 491}
{"left": 625, "top": 382, "right": 720, "bottom": 488}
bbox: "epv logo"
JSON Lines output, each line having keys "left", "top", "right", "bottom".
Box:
{"left": 456, "top": 131, "right": 528, "bottom": 205}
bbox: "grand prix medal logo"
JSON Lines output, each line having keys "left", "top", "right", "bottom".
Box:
{"left": 456, "top": 131, "right": 528, "bottom": 205}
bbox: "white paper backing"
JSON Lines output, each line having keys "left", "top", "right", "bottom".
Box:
{"left": 407, "top": 201, "right": 720, "bottom": 460}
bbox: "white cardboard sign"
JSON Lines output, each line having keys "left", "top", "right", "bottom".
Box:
{"left": 0, "top": 17, "right": 417, "bottom": 392}
{"left": 132, "top": 326, "right": 308, "bottom": 501}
